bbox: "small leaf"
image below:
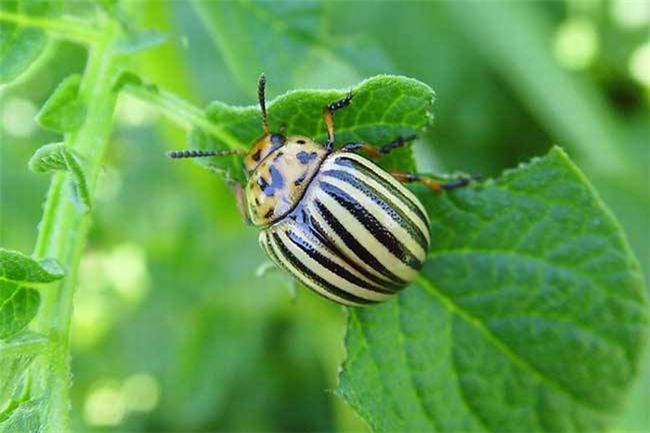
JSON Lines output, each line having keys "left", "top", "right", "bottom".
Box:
{"left": 112, "top": 70, "right": 143, "bottom": 92}
{"left": 0, "top": 0, "right": 60, "bottom": 84}
{"left": 200, "top": 75, "right": 433, "bottom": 178}
{"left": 28, "top": 142, "right": 67, "bottom": 172}
{"left": 112, "top": 70, "right": 160, "bottom": 95}
{"left": 28, "top": 143, "right": 91, "bottom": 211}
{"left": 61, "top": 146, "right": 91, "bottom": 211}
{"left": 339, "top": 147, "right": 649, "bottom": 432}
{"left": 35, "top": 74, "right": 86, "bottom": 133}
{"left": 0, "top": 249, "right": 64, "bottom": 340}
{"left": 0, "top": 249, "right": 63, "bottom": 283}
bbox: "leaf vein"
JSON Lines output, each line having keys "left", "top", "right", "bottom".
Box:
{"left": 395, "top": 296, "right": 440, "bottom": 432}
{"left": 416, "top": 276, "right": 606, "bottom": 411}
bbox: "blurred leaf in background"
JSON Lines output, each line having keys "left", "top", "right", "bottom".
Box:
{"left": 1, "top": 1, "right": 648, "bottom": 432}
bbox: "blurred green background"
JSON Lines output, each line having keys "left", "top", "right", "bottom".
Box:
{"left": 1, "top": 1, "right": 648, "bottom": 432}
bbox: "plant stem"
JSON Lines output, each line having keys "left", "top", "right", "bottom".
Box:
{"left": 122, "top": 82, "right": 246, "bottom": 150}
{"left": 0, "top": 10, "right": 99, "bottom": 45}
{"left": 31, "top": 21, "right": 121, "bottom": 433}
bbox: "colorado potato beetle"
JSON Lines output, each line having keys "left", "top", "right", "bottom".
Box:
{"left": 169, "top": 75, "right": 472, "bottom": 306}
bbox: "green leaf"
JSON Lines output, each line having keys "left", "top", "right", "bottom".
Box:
{"left": 192, "top": 0, "right": 392, "bottom": 93}
{"left": 28, "top": 143, "right": 91, "bottom": 211}
{"left": 112, "top": 69, "right": 149, "bottom": 92}
{"left": 28, "top": 142, "right": 67, "bottom": 172}
{"left": 0, "top": 0, "right": 59, "bottom": 84}
{"left": 339, "top": 147, "right": 649, "bottom": 432}
{"left": 191, "top": 0, "right": 328, "bottom": 93}
{"left": 196, "top": 75, "right": 433, "bottom": 179}
{"left": 0, "top": 249, "right": 63, "bottom": 340}
{"left": 35, "top": 74, "right": 86, "bottom": 133}
{"left": 0, "top": 283, "right": 39, "bottom": 340}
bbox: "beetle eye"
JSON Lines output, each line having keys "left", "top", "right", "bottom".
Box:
{"left": 270, "top": 134, "right": 287, "bottom": 146}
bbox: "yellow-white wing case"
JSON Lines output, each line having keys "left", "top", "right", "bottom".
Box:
{"left": 259, "top": 151, "right": 430, "bottom": 306}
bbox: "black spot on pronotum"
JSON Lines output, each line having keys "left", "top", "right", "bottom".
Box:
{"left": 297, "top": 139, "right": 306, "bottom": 145}
{"left": 294, "top": 172, "right": 308, "bottom": 186}
{"left": 264, "top": 208, "right": 275, "bottom": 218}
{"left": 252, "top": 149, "right": 262, "bottom": 162}
{"left": 271, "top": 134, "right": 286, "bottom": 146}
{"left": 297, "top": 151, "right": 318, "bottom": 164}
{"left": 257, "top": 176, "right": 271, "bottom": 195}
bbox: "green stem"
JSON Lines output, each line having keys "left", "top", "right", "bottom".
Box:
{"left": 31, "top": 21, "right": 121, "bottom": 433}
{"left": 0, "top": 10, "right": 100, "bottom": 45}
{"left": 122, "top": 82, "right": 246, "bottom": 150}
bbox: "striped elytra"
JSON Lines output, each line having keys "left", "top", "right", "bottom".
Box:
{"left": 258, "top": 151, "right": 430, "bottom": 306}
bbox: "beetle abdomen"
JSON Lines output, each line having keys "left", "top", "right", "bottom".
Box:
{"left": 259, "top": 152, "right": 431, "bottom": 306}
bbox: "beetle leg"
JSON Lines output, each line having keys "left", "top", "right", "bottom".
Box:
{"left": 379, "top": 134, "right": 417, "bottom": 155}
{"left": 229, "top": 182, "right": 252, "bottom": 225}
{"left": 342, "top": 135, "right": 417, "bottom": 159}
{"left": 323, "top": 91, "right": 354, "bottom": 151}
{"left": 390, "top": 172, "right": 479, "bottom": 193}
{"left": 341, "top": 142, "right": 380, "bottom": 157}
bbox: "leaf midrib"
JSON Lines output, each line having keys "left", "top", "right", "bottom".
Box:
{"left": 0, "top": 273, "right": 60, "bottom": 285}
{"left": 394, "top": 294, "right": 490, "bottom": 432}
{"left": 414, "top": 274, "right": 604, "bottom": 412}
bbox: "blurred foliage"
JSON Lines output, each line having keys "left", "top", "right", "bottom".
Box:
{"left": 1, "top": 1, "right": 648, "bottom": 432}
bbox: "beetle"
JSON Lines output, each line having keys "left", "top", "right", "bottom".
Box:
{"left": 168, "top": 75, "right": 472, "bottom": 306}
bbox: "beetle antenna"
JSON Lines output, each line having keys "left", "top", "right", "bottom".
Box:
{"left": 167, "top": 149, "right": 245, "bottom": 159}
{"left": 258, "top": 73, "right": 270, "bottom": 134}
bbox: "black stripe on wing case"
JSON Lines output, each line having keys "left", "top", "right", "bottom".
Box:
{"left": 319, "top": 181, "right": 422, "bottom": 270}
{"left": 314, "top": 200, "right": 408, "bottom": 286}
{"left": 307, "top": 218, "right": 404, "bottom": 292}
{"left": 334, "top": 156, "right": 430, "bottom": 227}
{"left": 260, "top": 233, "right": 282, "bottom": 268}
{"left": 285, "top": 229, "right": 393, "bottom": 295}
{"left": 320, "top": 169, "right": 428, "bottom": 250}
{"left": 270, "top": 233, "right": 376, "bottom": 305}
